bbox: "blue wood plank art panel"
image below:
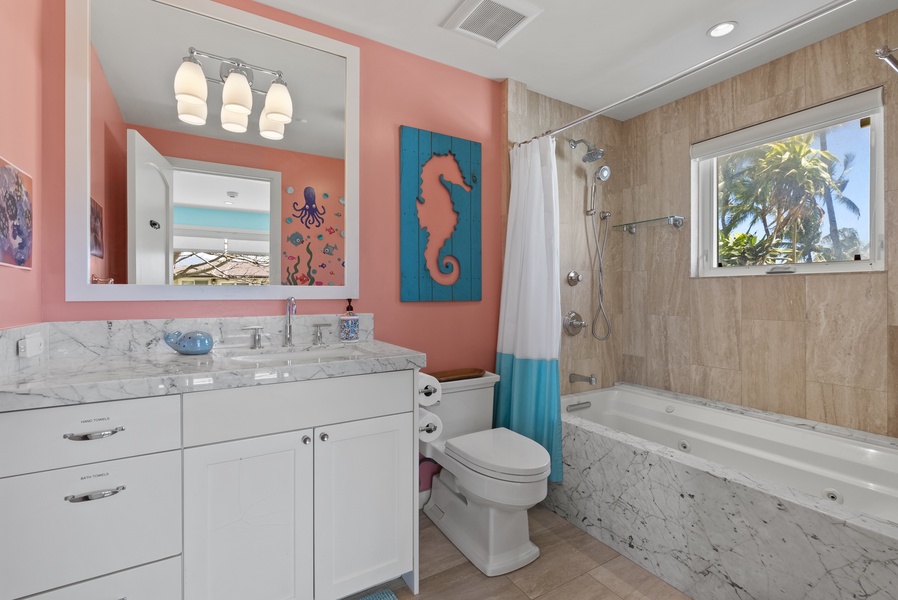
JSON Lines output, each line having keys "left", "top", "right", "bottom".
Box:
{"left": 400, "top": 126, "right": 482, "bottom": 302}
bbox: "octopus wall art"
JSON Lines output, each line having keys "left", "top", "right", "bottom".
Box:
{"left": 281, "top": 185, "right": 345, "bottom": 286}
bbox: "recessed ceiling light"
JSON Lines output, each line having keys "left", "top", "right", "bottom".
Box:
{"left": 223, "top": 200, "right": 235, "bottom": 205}
{"left": 707, "top": 21, "right": 737, "bottom": 38}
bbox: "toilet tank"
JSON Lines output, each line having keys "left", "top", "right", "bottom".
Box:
{"left": 427, "top": 371, "right": 500, "bottom": 440}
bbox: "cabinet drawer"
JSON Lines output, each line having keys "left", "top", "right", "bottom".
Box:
{"left": 28, "top": 557, "right": 181, "bottom": 600}
{"left": 0, "top": 395, "right": 181, "bottom": 478}
{"left": 0, "top": 451, "right": 182, "bottom": 600}
{"left": 184, "top": 370, "right": 413, "bottom": 447}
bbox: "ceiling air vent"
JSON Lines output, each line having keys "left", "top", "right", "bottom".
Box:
{"left": 442, "top": 0, "right": 543, "bottom": 48}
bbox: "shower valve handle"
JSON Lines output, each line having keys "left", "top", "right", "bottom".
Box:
{"left": 563, "top": 311, "right": 588, "bottom": 336}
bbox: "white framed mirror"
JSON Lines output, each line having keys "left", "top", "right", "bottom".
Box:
{"left": 65, "top": 0, "right": 360, "bottom": 300}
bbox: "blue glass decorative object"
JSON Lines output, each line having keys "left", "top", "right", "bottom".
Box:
{"left": 164, "top": 330, "right": 214, "bottom": 355}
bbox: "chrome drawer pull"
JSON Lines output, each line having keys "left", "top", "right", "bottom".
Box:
{"left": 64, "top": 485, "right": 126, "bottom": 503}
{"left": 63, "top": 426, "right": 125, "bottom": 441}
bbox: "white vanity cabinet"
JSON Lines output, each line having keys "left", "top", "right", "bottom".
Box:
{"left": 184, "top": 429, "right": 316, "bottom": 600}
{"left": 182, "top": 370, "right": 416, "bottom": 600}
{"left": 0, "top": 396, "right": 182, "bottom": 600}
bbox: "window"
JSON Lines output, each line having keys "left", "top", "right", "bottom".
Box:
{"left": 691, "top": 88, "right": 884, "bottom": 277}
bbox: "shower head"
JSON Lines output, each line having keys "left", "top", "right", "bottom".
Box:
{"left": 569, "top": 139, "right": 605, "bottom": 163}
{"left": 595, "top": 165, "right": 611, "bottom": 181}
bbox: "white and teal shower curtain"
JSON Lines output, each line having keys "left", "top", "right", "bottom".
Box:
{"left": 494, "top": 136, "right": 562, "bottom": 482}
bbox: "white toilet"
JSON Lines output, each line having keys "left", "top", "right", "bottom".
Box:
{"left": 420, "top": 371, "right": 551, "bottom": 576}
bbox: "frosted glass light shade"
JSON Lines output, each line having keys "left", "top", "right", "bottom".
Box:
{"left": 177, "top": 100, "right": 207, "bottom": 126}
{"left": 221, "top": 108, "right": 248, "bottom": 133}
{"left": 263, "top": 80, "right": 293, "bottom": 124}
{"left": 174, "top": 58, "right": 207, "bottom": 105}
{"left": 222, "top": 71, "right": 252, "bottom": 115}
{"left": 259, "top": 112, "right": 285, "bottom": 140}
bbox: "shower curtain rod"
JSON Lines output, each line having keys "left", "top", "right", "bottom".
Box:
{"left": 517, "top": 0, "right": 858, "bottom": 144}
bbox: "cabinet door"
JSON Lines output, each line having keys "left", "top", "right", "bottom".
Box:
{"left": 184, "top": 431, "right": 314, "bottom": 600}
{"left": 314, "top": 413, "right": 414, "bottom": 600}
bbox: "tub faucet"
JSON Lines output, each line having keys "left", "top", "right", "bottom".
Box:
{"left": 285, "top": 296, "right": 296, "bottom": 347}
{"left": 569, "top": 373, "right": 596, "bottom": 385}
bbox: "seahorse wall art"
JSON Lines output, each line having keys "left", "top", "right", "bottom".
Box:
{"left": 281, "top": 184, "right": 345, "bottom": 286}
{"left": 399, "top": 126, "right": 482, "bottom": 302}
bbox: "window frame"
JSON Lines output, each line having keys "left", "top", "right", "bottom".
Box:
{"left": 690, "top": 88, "right": 885, "bottom": 278}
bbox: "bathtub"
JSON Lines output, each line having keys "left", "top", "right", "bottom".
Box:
{"left": 544, "top": 383, "right": 898, "bottom": 600}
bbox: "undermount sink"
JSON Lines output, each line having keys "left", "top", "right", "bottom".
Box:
{"left": 219, "top": 344, "right": 368, "bottom": 366}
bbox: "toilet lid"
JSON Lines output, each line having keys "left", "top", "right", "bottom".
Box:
{"left": 445, "top": 428, "right": 551, "bottom": 478}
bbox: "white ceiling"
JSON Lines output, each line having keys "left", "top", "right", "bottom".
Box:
{"left": 172, "top": 171, "right": 271, "bottom": 212}
{"left": 255, "top": 0, "right": 896, "bottom": 121}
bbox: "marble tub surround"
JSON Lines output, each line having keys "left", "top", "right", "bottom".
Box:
{"left": 545, "top": 399, "right": 898, "bottom": 600}
{"left": 0, "top": 314, "right": 425, "bottom": 412}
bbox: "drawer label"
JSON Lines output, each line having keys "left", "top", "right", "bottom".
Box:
{"left": 79, "top": 416, "right": 112, "bottom": 424}
{"left": 81, "top": 472, "right": 110, "bottom": 480}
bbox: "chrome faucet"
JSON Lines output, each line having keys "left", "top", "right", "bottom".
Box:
{"left": 312, "top": 323, "right": 332, "bottom": 346}
{"left": 285, "top": 296, "right": 296, "bottom": 347}
{"left": 569, "top": 373, "right": 596, "bottom": 385}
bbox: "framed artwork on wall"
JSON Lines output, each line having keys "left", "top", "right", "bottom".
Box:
{"left": 90, "top": 198, "right": 104, "bottom": 258}
{"left": 0, "top": 156, "right": 34, "bottom": 270}
{"left": 399, "top": 126, "right": 482, "bottom": 302}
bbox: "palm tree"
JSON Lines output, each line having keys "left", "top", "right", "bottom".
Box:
{"left": 718, "top": 134, "right": 847, "bottom": 264}
{"left": 818, "top": 130, "right": 859, "bottom": 260}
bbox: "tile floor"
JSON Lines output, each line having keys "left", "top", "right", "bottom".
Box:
{"left": 367, "top": 505, "right": 692, "bottom": 600}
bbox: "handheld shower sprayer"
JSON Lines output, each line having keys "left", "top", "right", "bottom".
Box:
{"left": 585, "top": 158, "right": 612, "bottom": 342}
{"left": 569, "top": 139, "right": 605, "bottom": 163}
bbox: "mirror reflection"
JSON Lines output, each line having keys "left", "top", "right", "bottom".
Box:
{"left": 89, "top": 0, "right": 348, "bottom": 287}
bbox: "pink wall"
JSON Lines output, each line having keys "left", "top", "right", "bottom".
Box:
{"left": 37, "top": 0, "right": 504, "bottom": 373}
{"left": 90, "top": 48, "right": 128, "bottom": 283}
{"left": 0, "top": 1, "right": 42, "bottom": 329}
{"left": 128, "top": 126, "right": 345, "bottom": 287}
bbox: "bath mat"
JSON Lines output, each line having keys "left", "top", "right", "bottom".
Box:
{"left": 358, "top": 590, "right": 398, "bottom": 600}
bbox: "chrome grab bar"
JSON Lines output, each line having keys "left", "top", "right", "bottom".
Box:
{"left": 566, "top": 401, "right": 592, "bottom": 413}
{"left": 63, "top": 426, "right": 125, "bottom": 441}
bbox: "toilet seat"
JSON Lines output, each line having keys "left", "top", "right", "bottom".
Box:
{"left": 445, "top": 428, "right": 550, "bottom": 483}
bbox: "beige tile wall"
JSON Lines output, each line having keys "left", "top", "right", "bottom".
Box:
{"left": 504, "top": 9, "right": 898, "bottom": 436}
{"left": 504, "top": 80, "right": 625, "bottom": 395}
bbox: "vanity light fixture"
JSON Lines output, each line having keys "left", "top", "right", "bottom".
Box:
{"left": 875, "top": 46, "right": 898, "bottom": 73}
{"left": 221, "top": 107, "right": 248, "bottom": 133}
{"left": 259, "top": 112, "right": 285, "bottom": 140}
{"left": 177, "top": 100, "right": 207, "bottom": 126}
{"left": 707, "top": 21, "right": 737, "bottom": 38}
{"left": 173, "top": 47, "right": 293, "bottom": 139}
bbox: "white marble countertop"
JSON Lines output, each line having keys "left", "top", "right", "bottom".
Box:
{"left": 0, "top": 340, "right": 426, "bottom": 412}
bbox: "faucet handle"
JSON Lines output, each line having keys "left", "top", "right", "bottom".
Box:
{"left": 311, "top": 323, "right": 332, "bottom": 346}
{"left": 241, "top": 326, "right": 264, "bottom": 349}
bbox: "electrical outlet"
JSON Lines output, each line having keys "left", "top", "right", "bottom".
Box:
{"left": 17, "top": 332, "right": 44, "bottom": 358}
